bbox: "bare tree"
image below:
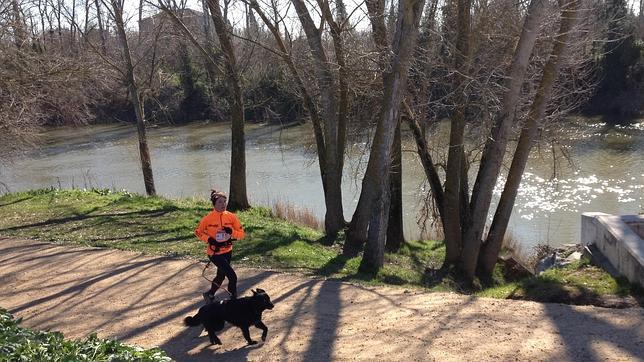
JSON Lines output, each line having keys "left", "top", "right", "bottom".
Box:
{"left": 0, "top": 0, "right": 97, "bottom": 165}
{"left": 476, "top": 0, "right": 582, "bottom": 282}
{"left": 205, "top": 0, "right": 250, "bottom": 210}
{"left": 94, "top": 0, "right": 107, "bottom": 53}
{"left": 243, "top": 0, "right": 355, "bottom": 237}
{"left": 442, "top": 0, "right": 471, "bottom": 266}
{"left": 291, "top": 0, "right": 347, "bottom": 237}
{"left": 154, "top": 0, "right": 250, "bottom": 209}
{"left": 354, "top": 0, "right": 426, "bottom": 272}
{"left": 245, "top": 0, "right": 330, "bottom": 218}
{"left": 419, "top": 0, "right": 586, "bottom": 283}
{"left": 108, "top": 0, "right": 156, "bottom": 195}
{"left": 458, "top": 0, "right": 546, "bottom": 280}
{"left": 200, "top": 0, "right": 222, "bottom": 111}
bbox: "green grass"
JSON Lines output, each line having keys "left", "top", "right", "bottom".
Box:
{"left": 479, "top": 260, "right": 643, "bottom": 306}
{"left": 0, "top": 188, "right": 641, "bottom": 306}
{"left": 0, "top": 308, "right": 170, "bottom": 361}
{"left": 0, "top": 189, "right": 445, "bottom": 290}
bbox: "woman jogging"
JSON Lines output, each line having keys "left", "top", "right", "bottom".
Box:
{"left": 195, "top": 189, "right": 244, "bottom": 303}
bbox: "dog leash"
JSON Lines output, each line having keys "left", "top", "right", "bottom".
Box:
{"left": 201, "top": 261, "right": 233, "bottom": 297}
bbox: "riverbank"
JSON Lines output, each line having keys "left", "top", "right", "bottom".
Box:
{"left": 0, "top": 189, "right": 641, "bottom": 307}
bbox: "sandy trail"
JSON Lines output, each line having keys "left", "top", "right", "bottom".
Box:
{"left": 1, "top": 237, "right": 642, "bottom": 361}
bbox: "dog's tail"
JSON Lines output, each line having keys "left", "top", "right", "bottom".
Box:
{"left": 184, "top": 313, "right": 201, "bottom": 327}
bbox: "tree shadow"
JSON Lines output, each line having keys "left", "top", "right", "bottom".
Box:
{"left": 0, "top": 238, "right": 53, "bottom": 259}
{"left": 302, "top": 278, "right": 342, "bottom": 361}
{"left": 165, "top": 274, "right": 344, "bottom": 361}
{"left": 233, "top": 226, "right": 319, "bottom": 263}
{"left": 420, "top": 264, "right": 482, "bottom": 294}
{"left": 0, "top": 208, "right": 177, "bottom": 233}
{"left": 541, "top": 286, "right": 644, "bottom": 360}
{"left": 317, "top": 254, "right": 352, "bottom": 277}
{"left": 510, "top": 276, "right": 644, "bottom": 309}
{"left": 9, "top": 254, "right": 168, "bottom": 314}
{"left": 400, "top": 240, "right": 444, "bottom": 277}
{"left": 316, "top": 233, "right": 339, "bottom": 246}
{"left": 0, "top": 196, "right": 34, "bottom": 208}
{"left": 422, "top": 264, "right": 451, "bottom": 288}
{"left": 1, "top": 238, "right": 277, "bottom": 362}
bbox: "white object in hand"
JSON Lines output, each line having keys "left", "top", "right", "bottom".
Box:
{"left": 215, "top": 230, "right": 228, "bottom": 242}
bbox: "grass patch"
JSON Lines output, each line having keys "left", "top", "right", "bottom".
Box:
{"left": 0, "top": 308, "right": 170, "bottom": 361}
{"left": 479, "top": 260, "right": 644, "bottom": 307}
{"left": 0, "top": 189, "right": 449, "bottom": 292}
{"left": 1, "top": 188, "right": 641, "bottom": 306}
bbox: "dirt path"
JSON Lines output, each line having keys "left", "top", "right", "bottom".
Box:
{"left": 1, "top": 237, "right": 643, "bottom": 361}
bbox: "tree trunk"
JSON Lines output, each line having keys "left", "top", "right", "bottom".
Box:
{"left": 95, "top": 0, "right": 107, "bottom": 54}
{"left": 318, "top": 0, "right": 349, "bottom": 173}
{"left": 403, "top": 0, "right": 444, "bottom": 228}
{"left": 361, "top": 179, "right": 391, "bottom": 273}
{"left": 460, "top": 0, "right": 545, "bottom": 283}
{"left": 344, "top": 187, "right": 373, "bottom": 254}
{"left": 386, "top": 123, "right": 404, "bottom": 252}
{"left": 110, "top": 0, "right": 156, "bottom": 196}
{"left": 71, "top": 0, "right": 77, "bottom": 51}
{"left": 11, "top": 0, "right": 27, "bottom": 48}
{"left": 137, "top": 0, "right": 143, "bottom": 41}
{"left": 206, "top": 0, "right": 250, "bottom": 211}
{"left": 443, "top": 0, "right": 471, "bottom": 269}
{"left": 477, "top": 0, "right": 580, "bottom": 282}
{"left": 359, "top": 0, "right": 426, "bottom": 272}
{"left": 248, "top": 0, "right": 331, "bottom": 222}
{"left": 403, "top": 107, "right": 445, "bottom": 224}
{"left": 56, "top": 0, "right": 62, "bottom": 49}
{"left": 84, "top": 0, "right": 90, "bottom": 48}
{"left": 292, "top": 0, "right": 345, "bottom": 237}
{"left": 343, "top": 0, "right": 389, "bottom": 254}
{"left": 37, "top": 0, "right": 46, "bottom": 50}
{"left": 200, "top": 0, "right": 221, "bottom": 113}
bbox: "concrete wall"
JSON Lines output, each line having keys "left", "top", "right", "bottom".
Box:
{"left": 581, "top": 213, "right": 644, "bottom": 288}
{"left": 623, "top": 215, "right": 644, "bottom": 239}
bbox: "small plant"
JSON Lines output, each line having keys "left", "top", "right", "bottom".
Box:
{"left": 92, "top": 188, "right": 112, "bottom": 196}
{"left": 523, "top": 243, "right": 557, "bottom": 273}
{"left": 272, "top": 200, "right": 322, "bottom": 230}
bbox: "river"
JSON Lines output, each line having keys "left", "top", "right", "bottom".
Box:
{"left": 1, "top": 119, "right": 642, "bottom": 252}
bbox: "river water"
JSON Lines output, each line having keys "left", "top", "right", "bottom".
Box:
{"left": 1, "top": 119, "right": 642, "bottom": 251}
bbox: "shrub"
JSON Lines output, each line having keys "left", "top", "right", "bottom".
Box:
{"left": 0, "top": 309, "right": 171, "bottom": 361}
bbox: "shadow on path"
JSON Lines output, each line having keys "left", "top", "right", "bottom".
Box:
{"left": 544, "top": 292, "right": 644, "bottom": 360}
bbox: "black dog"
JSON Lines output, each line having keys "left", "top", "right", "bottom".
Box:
{"left": 184, "top": 288, "right": 274, "bottom": 346}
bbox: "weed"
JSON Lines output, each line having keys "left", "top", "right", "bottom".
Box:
{"left": 272, "top": 200, "right": 322, "bottom": 231}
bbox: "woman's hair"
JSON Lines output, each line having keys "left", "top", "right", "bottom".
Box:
{"left": 210, "top": 189, "right": 227, "bottom": 205}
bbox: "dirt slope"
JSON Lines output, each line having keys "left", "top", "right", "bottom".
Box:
{"left": 1, "top": 237, "right": 642, "bottom": 361}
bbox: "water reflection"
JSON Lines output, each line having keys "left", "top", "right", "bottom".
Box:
{"left": 1, "top": 119, "right": 642, "bottom": 249}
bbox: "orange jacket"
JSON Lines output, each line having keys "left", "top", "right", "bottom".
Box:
{"left": 195, "top": 210, "right": 244, "bottom": 256}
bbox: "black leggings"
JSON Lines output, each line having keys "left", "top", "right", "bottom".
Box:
{"left": 208, "top": 251, "right": 237, "bottom": 297}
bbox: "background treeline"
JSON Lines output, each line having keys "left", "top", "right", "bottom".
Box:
{"left": 582, "top": 0, "right": 644, "bottom": 119}
{"left": 2, "top": 0, "right": 642, "bottom": 133}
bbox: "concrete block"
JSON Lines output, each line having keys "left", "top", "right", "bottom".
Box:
{"left": 581, "top": 213, "right": 644, "bottom": 288}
